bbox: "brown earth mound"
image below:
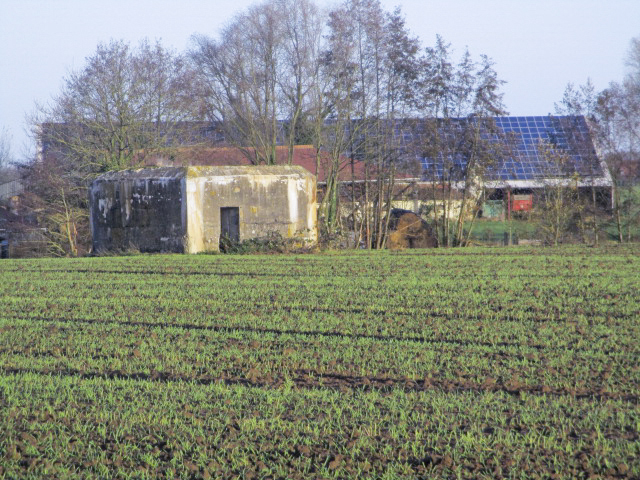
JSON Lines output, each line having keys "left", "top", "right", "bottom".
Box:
{"left": 387, "top": 209, "right": 438, "bottom": 249}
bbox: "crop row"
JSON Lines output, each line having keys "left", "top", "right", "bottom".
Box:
{"left": 1, "top": 372, "right": 638, "bottom": 479}
{"left": 0, "top": 245, "right": 638, "bottom": 478}
{"left": 1, "top": 315, "right": 637, "bottom": 400}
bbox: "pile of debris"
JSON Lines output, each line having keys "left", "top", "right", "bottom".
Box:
{"left": 387, "top": 209, "right": 438, "bottom": 249}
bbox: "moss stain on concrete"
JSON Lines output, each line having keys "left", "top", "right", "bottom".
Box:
{"left": 90, "top": 166, "right": 317, "bottom": 253}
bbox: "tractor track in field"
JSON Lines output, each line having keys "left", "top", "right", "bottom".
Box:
{"left": 1, "top": 366, "right": 637, "bottom": 404}
{"left": 5, "top": 315, "right": 624, "bottom": 355}
{"left": 2, "top": 265, "right": 635, "bottom": 281}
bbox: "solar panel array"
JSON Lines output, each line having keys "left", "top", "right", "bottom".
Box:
{"left": 418, "top": 116, "right": 603, "bottom": 183}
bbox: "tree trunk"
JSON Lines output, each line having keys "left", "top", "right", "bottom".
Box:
{"left": 61, "top": 188, "right": 78, "bottom": 257}
{"left": 364, "top": 162, "right": 371, "bottom": 249}
{"left": 614, "top": 185, "right": 623, "bottom": 243}
{"left": 591, "top": 182, "right": 599, "bottom": 246}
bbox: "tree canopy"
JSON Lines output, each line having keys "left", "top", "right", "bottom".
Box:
{"left": 34, "top": 39, "right": 203, "bottom": 175}
{"left": 29, "top": 0, "right": 514, "bottom": 253}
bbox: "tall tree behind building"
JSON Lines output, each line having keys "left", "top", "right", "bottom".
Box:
{"left": 554, "top": 79, "right": 602, "bottom": 244}
{"left": 27, "top": 40, "right": 201, "bottom": 255}
{"left": 417, "top": 37, "right": 507, "bottom": 247}
{"left": 0, "top": 127, "right": 11, "bottom": 170}
{"left": 600, "top": 36, "right": 640, "bottom": 241}
{"left": 34, "top": 40, "right": 203, "bottom": 174}
{"left": 190, "top": 0, "right": 323, "bottom": 166}
{"left": 321, "top": 0, "right": 421, "bottom": 248}
{"left": 558, "top": 36, "right": 640, "bottom": 242}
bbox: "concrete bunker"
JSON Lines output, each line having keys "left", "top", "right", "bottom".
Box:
{"left": 89, "top": 165, "right": 317, "bottom": 253}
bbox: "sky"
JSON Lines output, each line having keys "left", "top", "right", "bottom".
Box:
{"left": 1, "top": 0, "right": 638, "bottom": 163}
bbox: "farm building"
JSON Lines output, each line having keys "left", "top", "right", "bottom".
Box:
{"left": 89, "top": 165, "right": 317, "bottom": 254}
{"left": 132, "top": 115, "right": 612, "bottom": 219}
{"left": 47, "top": 114, "right": 613, "bottom": 235}
{"left": 412, "top": 115, "right": 613, "bottom": 217}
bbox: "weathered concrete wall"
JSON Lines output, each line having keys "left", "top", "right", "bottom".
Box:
{"left": 90, "top": 165, "right": 317, "bottom": 254}
{"left": 185, "top": 166, "right": 316, "bottom": 253}
{"left": 89, "top": 168, "right": 186, "bottom": 253}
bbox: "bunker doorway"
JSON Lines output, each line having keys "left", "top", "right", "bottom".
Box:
{"left": 220, "top": 207, "right": 240, "bottom": 251}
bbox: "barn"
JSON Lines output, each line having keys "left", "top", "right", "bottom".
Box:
{"left": 415, "top": 116, "right": 613, "bottom": 215}
{"left": 89, "top": 165, "right": 317, "bottom": 254}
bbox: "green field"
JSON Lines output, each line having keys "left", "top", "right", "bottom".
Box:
{"left": 1, "top": 246, "right": 639, "bottom": 479}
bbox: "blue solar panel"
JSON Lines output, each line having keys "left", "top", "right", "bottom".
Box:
{"left": 415, "top": 115, "right": 603, "bottom": 182}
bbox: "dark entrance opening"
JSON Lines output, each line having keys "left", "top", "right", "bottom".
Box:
{"left": 0, "top": 237, "right": 8, "bottom": 259}
{"left": 220, "top": 207, "right": 240, "bottom": 251}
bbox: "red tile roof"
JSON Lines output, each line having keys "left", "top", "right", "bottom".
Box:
{"left": 142, "top": 145, "right": 371, "bottom": 183}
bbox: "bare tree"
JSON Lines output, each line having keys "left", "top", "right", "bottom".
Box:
{"left": 0, "top": 127, "right": 11, "bottom": 170}
{"left": 277, "top": 0, "right": 324, "bottom": 164}
{"left": 531, "top": 142, "right": 582, "bottom": 246}
{"left": 321, "top": 0, "right": 422, "bottom": 248}
{"left": 555, "top": 79, "right": 598, "bottom": 120}
{"left": 453, "top": 55, "right": 507, "bottom": 245}
{"left": 191, "top": 0, "right": 323, "bottom": 165}
{"left": 417, "top": 38, "right": 507, "bottom": 247}
{"left": 314, "top": 9, "right": 361, "bottom": 238}
{"left": 596, "top": 87, "right": 640, "bottom": 241}
{"left": 33, "top": 39, "right": 202, "bottom": 174}
{"left": 20, "top": 152, "right": 89, "bottom": 256}
{"left": 555, "top": 79, "right": 602, "bottom": 244}
{"left": 603, "top": 37, "right": 640, "bottom": 241}
{"left": 560, "top": 37, "right": 640, "bottom": 243}
{"left": 27, "top": 39, "right": 200, "bottom": 256}
{"left": 192, "top": 0, "right": 506, "bottom": 249}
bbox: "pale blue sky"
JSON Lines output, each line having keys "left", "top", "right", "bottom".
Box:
{"left": 1, "top": 0, "right": 638, "bottom": 162}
